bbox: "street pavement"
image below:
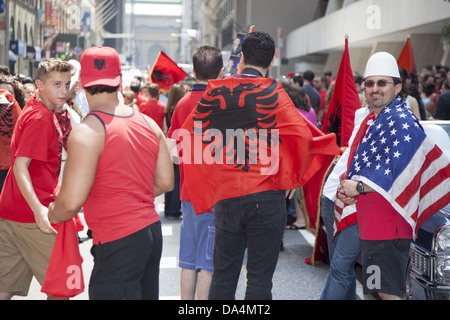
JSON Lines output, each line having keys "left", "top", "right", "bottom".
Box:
{"left": 12, "top": 195, "right": 366, "bottom": 300}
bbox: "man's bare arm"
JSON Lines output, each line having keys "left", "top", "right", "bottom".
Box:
{"left": 49, "top": 117, "right": 104, "bottom": 224}
{"left": 141, "top": 114, "right": 174, "bottom": 196}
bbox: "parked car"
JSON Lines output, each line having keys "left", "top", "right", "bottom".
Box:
{"left": 407, "top": 120, "right": 450, "bottom": 300}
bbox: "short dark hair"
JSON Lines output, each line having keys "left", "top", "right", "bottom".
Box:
{"left": 422, "top": 82, "right": 436, "bottom": 96}
{"left": 84, "top": 84, "right": 120, "bottom": 95}
{"left": 303, "top": 70, "right": 315, "bottom": 82}
{"left": 292, "top": 75, "right": 303, "bottom": 86}
{"left": 192, "top": 46, "right": 223, "bottom": 81}
{"left": 147, "top": 83, "right": 160, "bottom": 98}
{"left": 241, "top": 31, "right": 275, "bottom": 69}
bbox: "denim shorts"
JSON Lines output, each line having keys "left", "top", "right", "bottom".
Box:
{"left": 179, "top": 201, "right": 215, "bottom": 273}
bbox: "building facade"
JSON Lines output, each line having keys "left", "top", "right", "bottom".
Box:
{"left": 1, "top": 0, "right": 115, "bottom": 77}
{"left": 189, "top": 0, "right": 450, "bottom": 77}
{"left": 124, "top": 0, "right": 182, "bottom": 70}
{"left": 286, "top": 0, "right": 450, "bottom": 75}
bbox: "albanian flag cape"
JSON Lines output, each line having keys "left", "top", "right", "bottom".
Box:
{"left": 180, "top": 77, "right": 341, "bottom": 214}
{"left": 41, "top": 218, "right": 84, "bottom": 298}
{"left": 149, "top": 51, "right": 188, "bottom": 90}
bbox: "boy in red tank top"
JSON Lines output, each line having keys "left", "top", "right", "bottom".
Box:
{"left": 49, "top": 46, "right": 174, "bottom": 300}
{"left": 0, "top": 59, "right": 72, "bottom": 300}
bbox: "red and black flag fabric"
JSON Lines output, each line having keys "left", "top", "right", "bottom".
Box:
{"left": 179, "top": 77, "right": 341, "bottom": 214}
{"left": 321, "top": 37, "right": 361, "bottom": 148}
{"left": 148, "top": 51, "right": 188, "bottom": 90}
{"left": 0, "top": 89, "right": 21, "bottom": 170}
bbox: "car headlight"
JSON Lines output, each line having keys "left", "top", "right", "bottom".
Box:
{"left": 433, "top": 226, "right": 450, "bottom": 285}
{"left": 436, "top": 227, "right": 450, "bottom": 253}
{"left": 435, "top": 257, "right": 450, "bottom": 284}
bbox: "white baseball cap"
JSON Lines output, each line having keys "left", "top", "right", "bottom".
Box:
{"left": 364, "top": 52, "right": 400, "bottom": 79}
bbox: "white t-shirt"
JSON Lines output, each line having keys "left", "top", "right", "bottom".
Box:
{"left": 322, "top": 106, "right": 371, "bottom": 201}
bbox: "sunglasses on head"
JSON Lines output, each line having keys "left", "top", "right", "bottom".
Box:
{"left": 364, "top": 79, "right": 394, "bottom": 88}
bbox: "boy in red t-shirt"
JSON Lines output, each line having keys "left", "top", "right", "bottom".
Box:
{"left": 0, "top": 59, "right": 72, "bottom": 300}
{"left": 167, "top": 46, "right": 223, "bottom": 300}
{"left": 139, "top": 83, "right": 166, "bottom": 130}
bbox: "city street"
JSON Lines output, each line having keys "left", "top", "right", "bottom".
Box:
{"left": 12, "top": 195, "right": 367, "bottom": 301}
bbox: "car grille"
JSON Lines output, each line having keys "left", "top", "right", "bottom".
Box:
{"left": 410, "top": 246, "right": 431, "bottom": 278}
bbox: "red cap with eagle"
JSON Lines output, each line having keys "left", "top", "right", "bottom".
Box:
{"left": 80, "top": 46, "right": 122, "bottom": 88}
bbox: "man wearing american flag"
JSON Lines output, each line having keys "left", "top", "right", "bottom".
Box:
{"left": 338, "top": 52, "right": 450, "bottom": 300}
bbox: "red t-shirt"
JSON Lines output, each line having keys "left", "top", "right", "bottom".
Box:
{"left": 83, "top": 110, "right": 160, "bottom": 244}
{"left": 0, "top": 96, "right": 62, "bottom": 223}
{"left": 135, "top": 92, "right": 148, "bottom": 108}
{"left": 356, "top": 192, "right": 413, "bottom": 240}
{"left": 319, "top": 90, "right": 327, "bottom": 110}
{"left": 168, "top": 84, "right": 206, "bottom": 204}
{"left": 348, "top": 111, "right": 413, "bottom": 240}
{"left": 140, "top": 99, "right": 166, "bottom": 130}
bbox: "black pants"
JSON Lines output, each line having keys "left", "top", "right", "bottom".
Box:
{"left": 0, "top": 169, "right": 8, "bottom": 193}
{"left": 208, "top": 190, "right": 286, "bottom": 300}
{"left": 88, "top": 221, "right": 162, "bottom": 300}
{"left": 164, "top": 164, "right": 181, "bottom": 218}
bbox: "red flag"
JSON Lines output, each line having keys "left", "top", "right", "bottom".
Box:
{"left": 398, "top": 37, "right": 416, "bottom": 75}
{"left": 41, "top": 218, "right": 84, "bottom": 298}
{"left": 180, "top": 77, "right": 341, "bottom": 214}
{"left": 148, "top": 51, "right": 188, "bottom": 90}
{"left": 322, "top": 36, "right": 361, "bottom": 148}
{"left": 301, "top": 120, "right": 341, "bottom": 265}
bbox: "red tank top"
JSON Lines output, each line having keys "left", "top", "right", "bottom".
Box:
{"left": 83, "top": 109, "right": 160, "bottom": 244}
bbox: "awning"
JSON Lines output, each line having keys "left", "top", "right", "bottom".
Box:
{"left": 26, "top": 46, "right": 42, "bottom": 61}
{"left": 8, "top": 50, "right": 17, "bottom": 62}
{"left": 10, "top": 39, "right": 25, "bottom": 56}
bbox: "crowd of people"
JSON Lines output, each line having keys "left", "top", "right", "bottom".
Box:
{"left": 0, "top": 29, "right": 449, "bottom": 301}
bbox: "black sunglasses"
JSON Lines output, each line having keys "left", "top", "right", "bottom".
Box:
{"left": 364, "top": 79, "right": 394, "bottom": 88}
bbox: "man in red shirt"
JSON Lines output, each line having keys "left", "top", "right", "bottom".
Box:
{"left": 140, "top": 83, "right": 166, "bottom": 130}
{"left": 168, "top": 46, "right": 223, "bottom": 300}
{"left": 339, "top": 52, "right": 450, "bottom": 299}
{"left": 48, "top": 46, "right": 174, "bottom": 300}
{"left": 0, "top": 58, "right": 72, "bottom": 300}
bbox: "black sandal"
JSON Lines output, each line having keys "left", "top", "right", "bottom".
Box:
{"left": 286, "top": 223, "right": 305, "bottom": 230}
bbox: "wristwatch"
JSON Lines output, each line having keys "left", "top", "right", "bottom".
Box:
{"left": 356, "top": 181, "right": 366, "bottom": 195}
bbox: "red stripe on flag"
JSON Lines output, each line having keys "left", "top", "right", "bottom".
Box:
{"left": 419, "top": 163, "right": 450, "bottom": 199}
{"left": 396, "top": 145, "right": 443, "bottom": 208}
{"left": 334, "top": 213, "right": 357, "bottom": 236}
{"left": 415, "top": 191, "right": 450, "bottom": 234}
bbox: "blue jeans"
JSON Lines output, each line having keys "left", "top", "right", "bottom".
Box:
{"left": 208, "top": 190, "right": 286, "bottom": 300}
{"left": 320, "top": 196, "right": 361, "bottom": 300}
{"left": 164, "top": 164, "right": 181, "bottom": 218}
{"left": 321, "top": 196, "right": 336, "bottom": 260}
